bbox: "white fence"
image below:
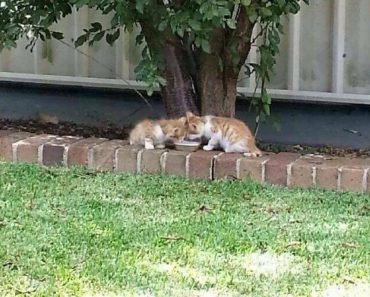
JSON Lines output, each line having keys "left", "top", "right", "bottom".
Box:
{"left": 0, "top": 0, "right": 369, "bottom": 105}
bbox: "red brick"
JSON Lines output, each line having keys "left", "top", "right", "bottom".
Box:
{"left": 89, "top": 140, "right": 127, "bottom": 171}
{"left": 115, "top": 145, "right": 143, "bottom": 174}
{"left": 340, "top": 158, "right": 370, "bottom": 193}
{"left": 0, "top": 132, "right": 34, "bottom": 162}
{"left": 315, "top": 157, "right": 363, "bottom": 191}
{"left": 238, "top": 153, "right": 273, "bottom": 183}
{"left": 14, "top": 134, "right": 56, "bottom": 164}
{"left": 187, "top": 150, "right": 220, "bottom": 180}
{"left": 315, "top": 160, "right": 340, "bottom": 190}
{"left": 340, "top": 167, "right": 365, "bottom": 193}
{"left": 0, "top": 130, "right": 14, "bottom": 137}
{"left": 163, "top": 150, "right": 191, "bottom": 177}
{"left": 139, "top": 149, "right": 167, "bottom": 174}
{"left": 265, "top": 152, "right": 300, "bottom": 186}
{"left": 214, "top": 153, "right": 244, "bottom": 179}
{"left": 42, "top": 136, "right": 82, "bottom": 166}
{"left": 289, "top": 155, "right": 323, "bottom": 188}
{"left": 67, "top": 137, "right": 107, "bottom": 166}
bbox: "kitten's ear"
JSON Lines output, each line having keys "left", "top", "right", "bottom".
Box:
{"left": 179, "top": 116, "right": 187, "bottom": 124}
{"left": 186, "top": 111, "right": 194, "bottom": 118}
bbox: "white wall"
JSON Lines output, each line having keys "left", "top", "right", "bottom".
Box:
{"left": 0, "top": 0, "right": 369, "bottom": 104}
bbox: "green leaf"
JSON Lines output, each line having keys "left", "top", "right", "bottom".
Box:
{"left": 188, "top": 19, "right": 201, "bottom": 31}
{"left": 263, "top": 103, "right": 270, "bottom": 116}
{"left": 226, "top": 19, "right": 236, "bottom": 29}
{"left": 277, "top": 22, "right": 284, "bottom": 34}
{"left": 90, "top": 22, "right": 102, "bottom": 32}
{"left": 147, "top": 88, "right": 154, "bottom": 96}
{"left": 241, "top": 0, "right": 251, "bottom": 6}
{"left": 44, "top": 30, "right": 51, "bottom": 39}
{"left": 106, "top": 33, "right": 113, "bottom": 46}
{"left": 260, "top": 7, "right": 273, "bottom": 17}
{"left": 135, "top": 0, "right": 147, "bottom": 14}
{"left": 74, "top": 34, "right": 88, "bottom": 47}
{"left": 248, "top": 9, "right": 258, "bottom": 22}
{"left": 73, "top": 0, "right": 88, "bottom": 9}
{"left": 262, "top": 92, "right": 271, "bottom": 104}
{"left": 176, "top": 27, "right": 185, "bottom": 38}
{"left": 201, "top": 39, "right": 211, "bottom": 53}
{"left": 157, "top": 77, "right": 167, "bottom": 86}
{"left": 158, "top": 20, "right": 167, "bottom": 32}
{"left": 94, "top": 31, "right": 105, "bottom": 42}
{"left": 51, "top": 32, "right": 64, "bottom": 40}
{"left": 277, "top": 0, "right": 285, "bottom": 9}
{"left": 111, "top": 29, "right": 120, "bottom": 43}
{"left": 136, "top": 33, "right": 145, "bottom": 45}
{"left": 286, "top": 2, "right": 300, "bottom": 14}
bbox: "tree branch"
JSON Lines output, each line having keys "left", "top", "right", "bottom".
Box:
{"left": 227, "top": 6, "right": 256, "bottom": 70}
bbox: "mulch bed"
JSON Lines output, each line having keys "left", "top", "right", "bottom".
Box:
{"left": 0, "top": 118, "right": 130, "bottom": 141}
{"left": 0, "top": 118, "right": 368, "bottom": 158}
{"left": 258, "top": 143, "right": 370, "bottom": 159}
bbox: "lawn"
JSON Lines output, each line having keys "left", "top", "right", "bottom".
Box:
{"left": 0, "top": 163, "right": 370, "bottom": 297}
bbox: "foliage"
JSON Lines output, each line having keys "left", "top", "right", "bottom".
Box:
{"left": 246, "top": 0, "right": 308, "bottom": 125}
{"left": 0, "top": 0, "right": 309, "bottom": 118}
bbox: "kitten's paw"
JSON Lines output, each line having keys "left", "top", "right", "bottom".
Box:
{"left": 144, "top": 138, "right": 155, "bottom": 150}
{"left": 244, "top": 151, "right": 262, "bottom": 157}
{"left": 203, "top": 145, "right": 214, "bottom": 151}
{"left": 145, "top": 144, "right": 155, "bottom": 150}
{"left": 155, "top": 144, "right": 165, "bottom": 149}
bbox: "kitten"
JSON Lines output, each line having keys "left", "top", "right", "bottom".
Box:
{"left": 185, "top": 112, "right": 262, "bottom": 157}
{"left": 129, "top": 118, "right": 186, "bottom": 149}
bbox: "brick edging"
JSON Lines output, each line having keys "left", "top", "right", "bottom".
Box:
{"left": 0, "top": 130, "right": 369, "bottom": 194}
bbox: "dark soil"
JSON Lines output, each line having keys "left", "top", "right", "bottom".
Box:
{"left": 0, "top": 118, "right": 368, "bottom": 158}
{"left": 0, "top": 118, "right": 130, "bottom": 140}
{"left": 258, "top": 142, "right": 370, "bottom": 158}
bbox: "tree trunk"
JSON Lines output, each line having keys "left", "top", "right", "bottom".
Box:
{"left": 141, "top": 22, "right": 200, "bottom": 118}
{"left": 198, "top": 53, "right": 238, "bottom": 117}
{"left": 141, "top": 6, "right": 254, "bottom": 118}
{"left": 197, "top": 28, "right": 239, "bottom": 117}
{"left": 160, "top": 41, "right": 200, "bottom": 118}
{"left": 197, "top": 7, "right": 254, "bottom": 117}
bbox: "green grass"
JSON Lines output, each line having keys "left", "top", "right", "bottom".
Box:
{"left": 0, "top": 163, "right": 370, "bottom": 297}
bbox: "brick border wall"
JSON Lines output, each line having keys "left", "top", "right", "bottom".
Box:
{"left": 0, "top": 130, "right": 369, "bottom": 193}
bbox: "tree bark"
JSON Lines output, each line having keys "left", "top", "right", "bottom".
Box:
{"left": 197, "top": 28, "right": 239, "bottom": 117}
{"left": 160, "top": 41, "right": 200, "bottom": 118}
{"left": 141, "top": 23, "right": 200, "bottom": 118}
{"left": 198, "top": 53, "right": 238, "bottom": 117}
{"left": 197, "top": 7, "right": 255, "bottom": 117}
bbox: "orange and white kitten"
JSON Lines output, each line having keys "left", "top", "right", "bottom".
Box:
{"left": 185, "top": 112, "right": 262, "bottom": 157}
{"left": 129, "top": 118, "right": 186, "bottom": 149}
